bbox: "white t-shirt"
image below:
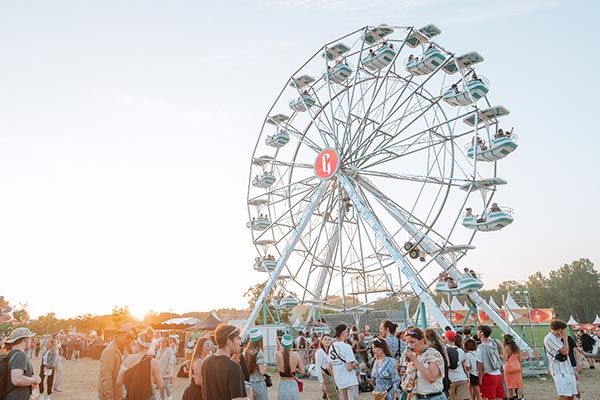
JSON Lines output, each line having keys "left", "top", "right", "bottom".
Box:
{"left": 447, "top": 346, "right": 468, "bottom": 382}
{"left": 544, "top": 332, "right": 574, "bottom": 376}
{"left": 328, "top": 341, "right": 358, "bottom": 390}
{"left": 464, "top": 351, "right": 478, "bottom": 377}
{"left": 315, "top": 348, "right": 329, "bottom": 383}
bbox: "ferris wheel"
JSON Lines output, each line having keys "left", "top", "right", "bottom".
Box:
{"left": 243, "top": 24, "right": 524, "bottom": 347}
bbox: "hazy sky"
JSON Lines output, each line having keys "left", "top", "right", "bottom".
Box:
{"left": 1, "top": 0, "right": 598, "bottom": 320}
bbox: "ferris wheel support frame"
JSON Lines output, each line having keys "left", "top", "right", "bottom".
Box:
{"left": 338, "top": 174, "right": 453, "bottom": 329}
{"left": 242, "top": 182, "right": 328, "bottom": 337}
{"left": 355, "top": 175, "right": 531, "bottom": 350}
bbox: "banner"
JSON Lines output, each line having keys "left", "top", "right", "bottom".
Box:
{"left": 571, "top": 323, "right": 598, "bottom": 331}
{"left": 444, "top": 310, "right": 477, "bottom": 325}
{"left": 477, "top": 308, "right": 555, "bottom": 325}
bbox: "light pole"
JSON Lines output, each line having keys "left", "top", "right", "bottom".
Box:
{"left": 513, "top": 289, "right": 536, "bottom": 348}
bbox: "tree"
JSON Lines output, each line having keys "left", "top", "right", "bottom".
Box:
{"left": 28, "top": 312, "right": 60, "bottom": 334}
{"left": 75, "top": 313, "right": 96, "bottom": 334}
{"left": 111, "top": 306, "right": 135, "bottom": 329}
{"left": 244, "top": 282, "right": 292, "bottom": 325}
{"left": 548, "top": 258, "right": 600, "bottom": 321}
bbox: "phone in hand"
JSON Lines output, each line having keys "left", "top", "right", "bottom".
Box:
{"left": 406, "top": 346, "right": 414, "bottom": 352}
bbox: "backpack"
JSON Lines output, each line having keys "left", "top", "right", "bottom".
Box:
{"left": 0, "top": 349, "right": 20, "bottom": 400}
{"left": 446, "top": 346, "right": 459, "bottom": 370}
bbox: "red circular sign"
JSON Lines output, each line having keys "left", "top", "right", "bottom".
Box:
{"left": 315, "top": 149, "right": 339, "bottom": 180}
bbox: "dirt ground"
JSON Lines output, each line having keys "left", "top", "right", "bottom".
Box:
{"left": 31, "top": 356, "right": 599, "bottom": 399}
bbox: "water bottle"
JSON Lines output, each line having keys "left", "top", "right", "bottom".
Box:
{"left": 31, "top": 384, "right": 41, "bottom": 400}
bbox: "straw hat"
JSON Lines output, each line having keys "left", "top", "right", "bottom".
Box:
{"left": 4, "top": 327, "right": 35, "bottom": 344}
{"left": 116, "top": 322, "right": 136, "bottom": 335}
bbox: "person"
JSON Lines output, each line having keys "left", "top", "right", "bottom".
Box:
{"left": 370, "top": 337, "right": 400, "bottom": 400}
{"left": 443, "top": 331, "right": 469, "bottom": 400}
{"left": 476, "top": 325, "right": 505, "bottom": 400}
{"left": 51, "top": 337, "right": 64, "bottom": 393}
{"left": 451, "top": 83, "right": 459, "bottom": 94}
{"left": 401, "top": 327, "right": 446, "bottom": 400}
{"left": 489, "top": 203, "right": 501, "bottom": 213}
{"left": 202, "top": 324, "right": 248, "bottom": 400}
{"left": 35, "top": 337, "right": 42, "bottom": 358}
{"left": 329, "top": 324, "right": 359, "bottom": 400}
{"left": 579, "top": 330, "right": 596, "bottom": 369}
{"left": 544, "top": 320, "right": 578, "bottom": 400}
{"left": 156, "top": 337, "right": 175, "bottom": 400}
{"left": 244, "top": 328, "right": 268, "bottom": 400}
{"left": 98, "top": 322, "right": 136, "bottom": 400}
{"left": 495, "top": 129, "right": 505, "bottom": 139}
{"left": 39, "top": 338, "right": 58, "bottom": 400}
{"left": 117, "top": 327, "right": 164, "bottom": 400}
{"left": 2, "top": 327, "right": 41, "bottom": 400}
{"left": 465, "top": 208, "right": 473, "bottom": 217}
{"left": 182, "top": 336, "right": 214, "bottom": 400}
{"left": 423, "top": 329, "right": 450, "bottom": 396}
{"left": 502, "top": 335, "right": 523, "bottom": 400}
{"left": 315, "top": 333, "right": 339, "bottom": 400}
{"left": 355, "top": 333, "right": 370, "bottom": 372}
{"left": 462, "top": 326, "right": 473, "bottom": 341}
{"left": 275, "top": 334, "right": 304, "bottom": 400}
{"left": 463, "top": 338, "right": 482, "bottom": 400}
{"left": 380, "top": 320, "right": 401, "bottom": 359}
{"left": 408, "top": 54, "right": 414, "bottom": 62}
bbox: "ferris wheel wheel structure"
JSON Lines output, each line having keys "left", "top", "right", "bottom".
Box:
{"left": 243, "top": 23, "right": 525, "bottom": 348}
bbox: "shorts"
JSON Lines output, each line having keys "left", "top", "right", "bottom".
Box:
{"left": 449, "top": 380, "right": 469, "bottom": 400}
{"left": 480, "top": 374, "right": 505, "bottom": 400}
{"left": 338, "top": 384, "right": 359, "bottom": 400}
{"left": 551, "top": 372, "right": 578, "bottom": 397}
{"left": 469, "top": 373, "right": 479, "bottom": 387}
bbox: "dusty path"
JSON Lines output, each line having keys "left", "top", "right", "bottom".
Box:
{"left": 32, "top": 357, "right": 598, "bottom": 399}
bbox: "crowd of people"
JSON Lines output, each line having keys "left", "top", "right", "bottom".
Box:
{"left": 1, "top": 318, "right": 598, "bottom": 400}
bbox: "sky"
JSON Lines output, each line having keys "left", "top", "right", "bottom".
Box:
{"left": 1, "top": 0, "right": 599, "bottom": 320}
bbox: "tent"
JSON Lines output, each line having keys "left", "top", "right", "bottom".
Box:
{"left": 152, "top": 317, "right": 200, "bottom": 331}
{"left": 567, "top": 315, "right": 579, "bottom": 325}
{"left": 187, "top": 311, "right": 223, "bottom": 332}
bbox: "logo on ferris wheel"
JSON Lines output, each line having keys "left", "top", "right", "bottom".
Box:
{"left": 315, "top": 148, "right": 339, "bottom": 180}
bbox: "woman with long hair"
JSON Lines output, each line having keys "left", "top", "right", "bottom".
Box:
{"left": 182, "top": 336, "right": 214, "bottom": 400}
{"left": 401, "top": 327, "right": 447, "bottom": 400}
{"left": 370, "top": 337, "right": 400, "bottom": 400}
{"left": 315, "top": 333, "right": 339, "bottom": 400}
{"left": 503, "top": 334, "right": 524, "bottom": 400}
{"left": 274, "top": 334, "right": 304, "bottom": 400}
{"left": 244, "top": 329, "right": 268, "bottom": 400}
{"left": 39, "top": 338, "right": 58, "bottom": 399}
{"left": 380, "top": 320, "right": 400, "bottom": 357}
{"left": 117, "top": 327, "right": 163, "bottom": 400}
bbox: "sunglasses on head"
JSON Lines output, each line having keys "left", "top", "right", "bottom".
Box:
{"left": 228, "top": 327, "right": 239, "bottom": 338}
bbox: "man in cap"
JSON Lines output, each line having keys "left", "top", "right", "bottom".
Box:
{"left": 329, "top": 324, "right": 359, "bottom": 400}
{"left": 3, "top": 327, "right": 41, "bottom": 400}
{"left": 97, "top": 322, "right": 135, "bottom": 400}
{"left": 444, "top": 330, "right": 469, "bottom": 400}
